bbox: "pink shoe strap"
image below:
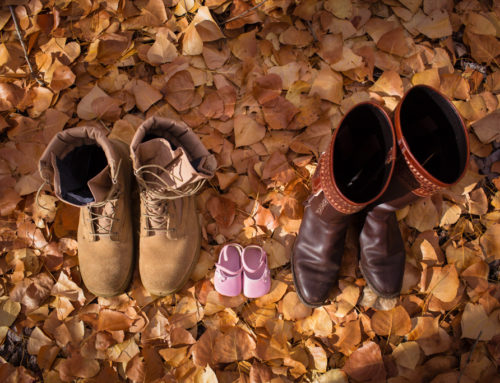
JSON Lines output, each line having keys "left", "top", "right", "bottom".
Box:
{"left": 242, "top": 246, "right": 267, "bottom": 273}
{"left": 215, "top": 262, "right": 242, "bottom": 276}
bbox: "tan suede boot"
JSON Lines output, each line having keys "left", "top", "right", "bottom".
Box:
{"left": 39, "top": 127, "right": 134, "bottom": 297}
{"left": 131, "top": 117, "right": 216, "bottom": 296}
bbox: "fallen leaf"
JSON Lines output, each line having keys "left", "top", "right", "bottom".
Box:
{"left": 164, "top": 70, "right": 195, "bottom": 112}
{"left": 77, "top": 85, "right": 109, "bottom": 120}
{"left": 423, "top": 265, "right": 459, "bottom": 302}
{"left": 393, "top": 341, "right": 422, "bottom": 369}
{"left": 461, "top": 303, "right": 500, "bottom": 341}
{"left": 343, "top": 341, "right": 386, "bottom": 382}
{"left": 371, "top": 305, "right": 412, "bottom": 336}
{"left": 213, "top": 327, "right": 256, "bottom": 363}
{"left": 310, "top": 65, "right": 344, "bottom": 104}
{"left": 281, "top": 292, "right": 312, "bottom": 320}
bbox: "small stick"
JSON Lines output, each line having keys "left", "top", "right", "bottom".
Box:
{"left": 9, "top": 5, "right": 45, "bottom": 86}
{"left": 222, "top": 0, "right": 269, "bottom": 25}
{"left": 458, "top": 330, "right": 482, "bottom": 382}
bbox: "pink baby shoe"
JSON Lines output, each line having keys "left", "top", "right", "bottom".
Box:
{"left": 214, "top": 244, "right": 243, "bottom": 297}
{"left": 242, "top": 245, "right": 271, "bottom": 298}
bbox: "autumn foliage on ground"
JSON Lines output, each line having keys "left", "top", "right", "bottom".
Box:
{"left": 0, "top": 0, "right": 500, "bottom": 381}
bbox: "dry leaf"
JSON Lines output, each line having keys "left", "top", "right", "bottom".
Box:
{"left": 213, "top": 327, "right": 256, "bottom": 363}
{"left": 393, "top": 341, "right": 422, "bottom": 369}
{"left": 371, "top": 305, "right": 411, "bottom": 336}
{"left": 234, "top": 115, "right": 266, "bottom": 147}
{"left": 461, "top": 303, "right": 499, "bottom": 341}
{"left": 281, "top": 292, "right": 312, "bottom": 320}
{"left": 164, "top": 70, "right": 195, "bottom": 112}
{"left": 343, "top": 341, "right": 386, "bottom": 382}
{"left": 423, "top": 265, "right": 459, "bottom": 302}
{"left": 310, "top": 65, "right": 344, "bottom": 104}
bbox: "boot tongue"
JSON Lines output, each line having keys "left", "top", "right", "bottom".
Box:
{"left": 135, "top": 137, "right": 206, "bottom": 190}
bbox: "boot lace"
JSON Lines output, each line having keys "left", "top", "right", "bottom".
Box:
{"left": 135, "top": 163, "right": 206, "bottom": 234}
{"left": 88, "top": 199, "right": 119, "bottom": 237}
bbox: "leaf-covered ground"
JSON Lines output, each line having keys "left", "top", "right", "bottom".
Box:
{"left": 1, "top": 0, "right": 500, "bottom": 382}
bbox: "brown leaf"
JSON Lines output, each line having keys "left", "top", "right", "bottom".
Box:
{"left": 262, "top": 96, "right": 299, "bottom": 130}
{"left": 59, "top": 348, "right": 101, "bottom": 380}
{"left": 463, "top": 30, "right": 500, "bottom": 64}
{"left": 406, "top": 197, "right": 439, "bottom": 232}
{"left": 371, "top": 305, "right": 412, "bottom": 336}
{"left": 461, "top": 303, "right": 500, "bottom": 341}
{"left": 318, "top": 33, "right": 343, "bottom": 65}
{"left": 214, "top": 327, "right": 256, "bottom": 363}
{"left": 97, "top": 32, "right": 132, "bottom": 65}
{"left": 416, "top": 9, "right": 452, "bottom": 39}
{"left": 471, "top": 110, "right": 500, "bottom": 144}
{"left": 392, "top": 341, "right": 421, "bottom": 370}
{"left": 254, "top": 279, "right": 288, "bottom": 307}
{"left": 369, "top": 70, "right": 404, "bottom": 97}
{"left": 91, "top": 96, "right": 122, "bottom": 122}
{"left": 182, "top": 22, "right": 203, "bottom": 56}
{"left": 97, "top": 309, "right": 134, "bottom": 331}
{"left": 343, "top": 341, "right": 386, "bottom": 382}
{"left": 0, "top": 83, "right": 24, "bottom": 112}
{"left": 131, "top": 79, "right": 162, "bottom": 113}
{"left": 27, "top": 326, "right": 53, "bottom": 355}
{"left": 310, "top": 65, "right": 344, "bottom": 104}
{"left": 480, "top": 223, "right": 500, "bottom": 261}
{"left": 377, "top": 27, "right": 415, "bottom": 57}
{"left": 335, "top": 319, "right": 362, "bottom": 355}
{"left": 207, "top": 195, "right": 236, "bottom": 228}
{"left": 199, "top": 92, "right": 224, "bottom": 119}
{"left": 77, "top": 85, "right": 109, "bottom": 120}
{"left": 50, "top": 64, "right": 75, "bottom": 92}
{"left": 279, "top": 26, "right": 313, "bottom": 47}
{"left": 193, "top": 6, "right": 224, "bottom": 42}
{"left": 147, "top": 27, "right": 178, "bottom": 64}
{"left": 253, "top": 74, "right": 282, "bottom": 105}
{"left": 164, "top": 70, "right": 195, "bottom": 112}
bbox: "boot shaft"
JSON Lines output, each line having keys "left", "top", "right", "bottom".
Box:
{"left": 39, "top": 126, "right": 125, "bottom": 207}
{"left": 312, "top": 102, "right": 396, "bottom": 216}
{"left": 393, "top": 85, "right": 470, "bottom": 198}
{"left": 130, "top": 117, "right": 216, "bottom": 237}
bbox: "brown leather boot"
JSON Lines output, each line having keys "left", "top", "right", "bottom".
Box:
{"left": 131, "top": 117, "right": 216, "bottom": 296}
{"left": 359, "top": 85, "right": 470, "bottom": 298}
{"left": 39, "top": 127, "right": 134, "bottom": 296}
{"left": 292, "top": 103, "right": 396, "bottom": 307}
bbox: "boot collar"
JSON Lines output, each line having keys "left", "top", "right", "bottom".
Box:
{"left": 38, "top": 126, "right": 121, "bottom": 205}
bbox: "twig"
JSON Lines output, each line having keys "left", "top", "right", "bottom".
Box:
{"left": 458, "top": 330, "right": 482, "bottom": 382}
{"left": 222, "top": 0, "right": 269, "bottom": 25}
{"left": 8, "top": 5, "right": 45, "bottom": 86}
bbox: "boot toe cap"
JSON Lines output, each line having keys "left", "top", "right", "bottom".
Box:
{"left": 139, "top": 235, "right": 200, "bottom": 296}
{"left": 78, "top": 240, "right": 134, "bottom": 297}
{"left": 292, "top": 261, "right": 334, "bottom": 307}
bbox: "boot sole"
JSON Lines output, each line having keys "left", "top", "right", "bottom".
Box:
{"left": 358, "top": 262, "right": 401, "bottom": 299}
{"left": 290, "top": 249, "right": 329, "bottom": 308}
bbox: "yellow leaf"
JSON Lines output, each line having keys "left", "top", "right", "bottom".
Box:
{"left": 424, "top": 265, "right": 459, "bottom": 302}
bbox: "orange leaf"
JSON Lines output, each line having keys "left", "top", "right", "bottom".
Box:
{"left": 281, "top": 292, "right": 311, "bottom": 320}
{"left": 371, "top": 305, "right": 411, "bottom": 336}
{"left": 423, "top": 264, "right": 459, "bottom": 302}
{"left": 97, "top": 309, "right": 134, "bottom": 331}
